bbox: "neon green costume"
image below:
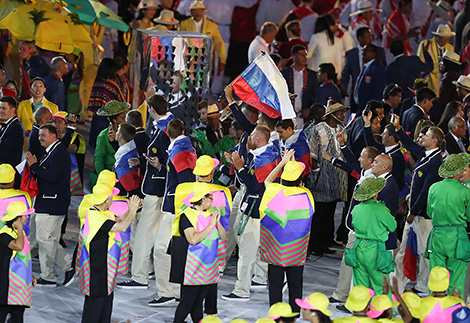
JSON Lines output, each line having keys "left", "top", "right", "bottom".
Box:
{"left": 349, "top": 200, "right": 397, "bottom": 295}
{"left": 426, "top": 178, "right": 470, "bottom": 294}
{"left": 333, "top": 316, "right": 377, "bottom": 323}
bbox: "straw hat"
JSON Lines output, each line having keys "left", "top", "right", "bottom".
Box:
{"left": 432, "top": 24, "right": 455, "bottom": 37}
{"left": 153, "top": 9, "right": 179, "bottom": 25}
{"left": 207, "top": 104, "right": 220, "bottom": 118}
{"left": 442, "top": 50, "right": 462, "bottom": 65}
{"left": 353, "top": 177, "right": 386, "bottom": 201}
{"left": 281, "top": 161, "right": 305, "bottom": 181}
{"left": 97, "top": 100, "right": 131, "bottom": 117}
{"left": 53, "top": 111, "right": 68, "bottom": 120}
{"left": 367, "top": 295, "right": 399, "bottom": 318}
{"left": 90, "top": 184, "right": 119, "bottom": 205}
{"left": 193, "top": 155, "right": 220, "bottom": 176}
{"left": 0, "top": 164, "right": 15, "bottom": 184}
{"left": 189, "top": 182, "right": 212, "bottom": 203}
{"left": 188, "top": 0, "right": 208, "bottom": 11}
{"left": 429, "top": 266, "right": 450, "bottom": 292}
{"left": 452, "top": 307, "right": 470, "bottom": 323}
{"left": 137, "top": 0, "right": 157, "bottom": 10}
{"left": 200, "top": 315, "right": 222, "bottom": 323}
{"left": 322, "top": 99, "right": 348, "bottom": 119}
{"left": 350, "top": 1, "right": 382, "bottom": 16}
{"left": 438, "top": 153, "right": 470, "bottom": 178}
{"left": 3, "top": 202, "right": 34, "bottom": 222}
{"left": 453, "top": 75, "right": 470, "bottom": 91}
{"left": 401, "top": 292, "right": 422, "bottom": 318}
{"left": 268, "top": 302, "right": 299, "bottom": 320}
{"left": 345, "top": 286, "right": 374, "bottom": 312}
{"left": 295, "top": 293, "right": 333, "bottom": 316}
{"left": 429, "top": 0, "right": 455, "bottom": 22}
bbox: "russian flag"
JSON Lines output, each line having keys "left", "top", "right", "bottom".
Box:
{"left": 252, "top": 141, "right": 281, "bottom": 183}
{"left": 168, "top": 136, "right": 197, "bottom": 173}
{"left": 232, "top": 52, "right": 296, "bottom": 120}
{"left": 155, "top": 112, "right": 174, "bottom": 134}
{"left": 403, "top": 222, "right": 421, "bottom": 281}
{"left": 284, "top": 130, "right": 311, "bottom": 175}
{"left": 114, "top": 140, "right": 143, "bottom": 192}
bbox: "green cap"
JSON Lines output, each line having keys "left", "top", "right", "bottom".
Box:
{"left": 354, "top": 177, "right": 386, "bottom": 201}
{"left": 97, "top": 100, "right": 131, "bottom": 116}
{"left": 438, "top": 153, "right": 470, "bottom": 178}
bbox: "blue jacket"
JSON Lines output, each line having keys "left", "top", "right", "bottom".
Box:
{"left": 28, "top": 124, "right": 74, "bottom": 160}
{"left": 401, "top": 105, "right": 426, "bottom": 135}
{"left": 378, "top": 172, "right": 399, "bottom": 250}
{"left": 142, "top": 126, "right": 170, "bottom": 197}
{"left": 354, "top": 60, "right": 386, "bottom": 113}
{"left": 315, "top": 82, "right": 342, "bottom": 105}
{"left": 397, "top": 129, "right": 443, "bottom": 218}
{"left": 30, "top": 140, "right": 71, "bottom": 215}
{"left": 229, "top": 102, "right": 256, "bottom": 161}
{"left": 281, "top": 66, "right": 318, "bottom": 110}
{"left": 44, "top": 74, "right": 66, "bottom": 111}
{"left": 0, "top": 116, "right": 24, "bottom": 167}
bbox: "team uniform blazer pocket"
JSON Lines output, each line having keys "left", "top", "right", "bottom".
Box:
{"left": 42, "top": 194, "right": 57, "bottom": 199}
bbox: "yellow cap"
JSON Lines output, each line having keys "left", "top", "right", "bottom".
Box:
{"left": 189, "top": 182, "right": 213, "bottom": 203}
{"left": 401, "top": 292, "right": 422, "bottom": 318}
{"left": 3, "top": 201, "right": 34, "bottom": 222}
{"left": 345, "top": 285, "right": 374, "bottom": 312}
{"left": 268, "top": 302, "right": 299, "bottom": 320}
{"left": 367, "top": 295, "right": 399, "bottom": 318}
{"left": 295, "top": 292, "right": 333, "bottom": 316}
{"left": 200, "top": 315, "right": 222, "bottom": 323}
{"left": 97, "top": 170, "right": 117, "bottom": 188}
{"left": 255, "top": 319, "right": 275, "bottom": 323}
{"left": 0, "top": 164, "right": 15, "bottom": 184}
{"left": 231, "top": 320, "right": 249, "bottom": 323}
{"left": 429, "top": 266, "right": 450, "bottom": 292}
{"left": 193, "top": 155, "right": 220, "bottom": 176}
{"left": 90, "top": 184, "right": 119, "bottom": 205}
{"left": 281, "top": 161, "right": 305, "bottom": 181}
{"left": 53, "top": 111, "right": 68, "bottom": 120}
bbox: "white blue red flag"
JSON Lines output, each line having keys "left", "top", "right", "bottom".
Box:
{"left": 232, "top": 52, "right": 296, "bottom": 120}
{"left": 114, "top": 140, "right": 142, "bottom": 192}
{"left": 252, "top": 141, "right": 281, "bottom": 183}
{"left": 403, "top": 221, "right": 422, "bottom": 281}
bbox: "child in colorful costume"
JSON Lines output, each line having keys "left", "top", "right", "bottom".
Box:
{"left": 426, "top": 153, "right": 470, "bottom": 295}
{"left": 296, "top": 292, "right": 333, "bottom": 323}
{"left": 77, "top": 184, "right": 140, "bottom": 323}
{"left": 346, "top": 177, "right": 397, "bottom": 295}
{"left": 260, "top": 150, "right": 314, "bottom": 311}
{"left": 333, "top": 285, "right": 376, "bottom": 323}
{"left": 170, "top": 182, "right": 227, "bottom": 323}
{"left": 0, "top": 202, "right": 34, "bottom": 322}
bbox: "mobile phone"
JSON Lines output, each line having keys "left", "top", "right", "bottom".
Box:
{"left": 364, "top": 105, "right": 371, "bottom": 115}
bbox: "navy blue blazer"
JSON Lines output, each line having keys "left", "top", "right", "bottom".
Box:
{"left": 385, "top": 52, "right": 433, "bottom": 100}
{"left": 162, "top": 161, "right": 195, "bottom": 214}
{"left": 401, "top": 105, "right": 426, "bottom": 135}
{"left": 281, "top": 66, "right": 318, "bottom": 110}
{"left": 445, "top": 132, "right": 467, "bottom": 155}
{"left": 30, "top": 140, "right": 71, "bottom": 215}
{"left": 27, "top": 124, "right": 74, "bottom": 160}
{"left": 315, "top": 82, "right": 342, "bottom": 105}
{"left": 237, "top": 153, "right": 267, "bottom": 220}
{"left": 397, "top": 129, "right": 443, "bottom": 218}
{"left": 229, "top": 102, "right": 256, "bottom": 161}
{"left": 354, "top": 60, "right": 386, "bottom": 113}
{"left": 0, "top": 116, "right": 24, "bottom": 167}
{"left": 378, "top": 172, "right": 399, "bottom": 250}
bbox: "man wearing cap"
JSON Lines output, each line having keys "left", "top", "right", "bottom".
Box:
{"left": 17, "top": 77, "right": 59, "bottom": 150}
{"left": 180, "top": 0, "right": 226, "bottom": 73}
{"left": 296, "top": 293, "right": 333, "bottom": 322}
{"left": 268, "top": 302, "right": 300, "bottom": 322}
{"left": 0, "top": 96, "right": 24, "bottom": 171}
{"left": 77, "top": 184, "right": 141, "bottom": 323}
{"left": 333, "top": 285, "right": 376, "bottom": 322}
{"left": 417, "top": 24, "right": 455, "bottom": 97}
{"left": 440, "top": 51, "right": 463, "bottom": 107}
{"left": 260, "top": 150, "right": 315, "bottom": 312}
{"left": 149, "top": 9, "right": 179, "bottom": 31}
{"left": 91, "top": 100, "right": 130, "bottom": 187}
{"left": 24, "top": 124, "right": 74, "bottom": 287}
{"left": 454, "top": 75, "right": 470, "bottom": 112}
{"left": 307, "top": 100, "right": 348, "bottom": 256}
{"left": 348, "top": 1, "right": 383, "bottom": 47}
{"left": 418, "top": 266, "right": 464, "bottom": 322}
{"left": 426, "top": 153, "right": 470, "bottom": 294}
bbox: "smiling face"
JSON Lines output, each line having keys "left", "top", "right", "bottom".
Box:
{"left": 0, "top": 102, "right": 15, "bottom": 121}
{"left": 53, "top": 117, "right": 67, "bottom": 136}
{"left": 451, "top": 117, "right": 467, "bottom": 138}
{"left": 38, "top": 128, "right": 57, "bottom": 148}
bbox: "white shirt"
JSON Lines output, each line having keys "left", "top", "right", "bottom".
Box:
{"left": 45, "top": 140, "right": 59, "bottom": 154}
{"left": 307, "top": 30, "right": 344, "bottom": 73}
{"left": 248, "top": 35, "right": 269, "bottom": 63}
{"left": 425, "top": 147, "right": 439, "bottom": 157}
{"left": 293, "top": 68, "right": 304, "bottom": 113}
{"left": 385, "top": 143, "right": 399, "bottom": 153}
{"left": 193, "top": 19, "right": 203, "bottom": 33}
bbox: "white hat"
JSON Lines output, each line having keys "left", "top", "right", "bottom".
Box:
{"left": 153, "top": 10, "right": 179, "bottom": 25}
{"left": 453, "top": 75, "right": 470, "bottom": 91}
{"left": 432, "top": 24, "right": 456, "bottom": 37}
{"left": 442, "top": 50, "right": 461, "bottom": 65}
{"left": 350, "top": 1, "right": 382, "bottom": 16}
{"left": 429, "top": 0, "right": 455, "bottom": 22}
{"left": 137, "top": 0, "right": 157, "bottom": 10}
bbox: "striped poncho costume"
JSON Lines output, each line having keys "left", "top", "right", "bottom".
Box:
{"left": 0, "top": 225, "right": 32, "bottom": 307}
{"left": 171, "top": 207, "right": 221, "bottom": 286}
{"left": 174, "top": 182, "right": 232, "bottom": 269}
{"left": 77, "top": 195, "right": 130, "bottom": 275}
{"left": 259, "top": 183, "right": 315, "bottom": 267}
{"left": 77, "top": 209, "right": 120, "bottom": 296}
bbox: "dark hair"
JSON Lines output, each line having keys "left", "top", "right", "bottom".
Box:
{"left": 413, "top": 78, "right": 428, "bottom": 90}
{"left": 291, "top": 44, "right": 307, "bottom": 57}
{"left": 399, "top": 0, "right": 413, "bottom": 8}
{"left": 364, "top": 43, "right": 377, "bottom": 54}
{"left": 197, "top": 100, "right": 208, "bottom": 111}
{"left": 147, "top": 94, "right": 168, "bottom": 115}
{"left": 275, "top": 317, "right": 296, "bottom": 323}
{"left": 0, "top": 96, "right": 17, "bottom": 109}
{"left": 314, "top": 14, "right": 335, "bottom": 45}
{"left": 278, "top": 12, "right": 299, "bottom": 42}
{"left": 281, "top": 176, "right": 302, "bottom": 187}
{"left": 126, "top": 110, "right": 143, "bottom": 128}
{"left": 356, "top": 27, "right": 371, "bottom": 42}
{"left": 442, "top": 56, "right": 462, "bottom": 73}
{"left": 438, "top": 101, "right": 463, "bottom": 133}
{"left": 319, "top": 63, "right": 336, "bottom": 80}
{"left": 390, "top": 40, "right": 405, "bottom": 56}
{"left": 114, "top": 54, "right": 129, "bottom": 70}
{"left": 366, "top": 100, "right": 383, "bottom": 113}
{"left": 383, "top": 83, "right": 402, "bottom": 100}
{"left": 167, "top": 118, "right": 184, "bottom": 139}
{"left": 285, "top": 20, "right": 302, "bottom": 37}
{"left": 270, "top": 53, "right": 282, "bottom": 66}
{"left": 5, "top": 219, "right": 15, "bottom": 230}
{"left": 30, "top": 77, "right": 46, "bottom": 88}
{"left": 413, "top": 120, "right": 435, "bottom": 140}
{"left": 384, "top": 124, "right": 399, "bottom": 143}
{"left": 276, "top": 118, "right": 295, "bottom": 130}
{"left": 231, "top": 120, "right": 243, "bottom": 132}
{"left": 259, "top": 112, "right": 279, "bottom": 130}
{"left": 364, "top": 146, "right": 379, "bottom": 160}
{"left": 39, "top": 123, "right": 58, "bottom": 136}
{"left": 416, "top": 87, "right": 436, "bottom": 103}
{"left": 4, "top": 79, "right": 19, "bottom": 95}
{"left": 118, "top": 123, "right": 136, "bottom": 142}
{"left": 96, "top": 58, "right": 117, "bottom": 81}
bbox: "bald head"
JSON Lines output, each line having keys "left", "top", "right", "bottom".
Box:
{"left": 371, "top": 154, "right": 393, "bottom": 177}
{"left": 33, "top": 107, "right": 52, "bottom": 126}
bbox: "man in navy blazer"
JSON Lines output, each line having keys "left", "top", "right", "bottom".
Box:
{"left": 25, "top": 124, "right": 74, "bottom": 287}
{"left": 0, "top": 96, "right": 24, "bottom": 168}
{"left": 401, "top": 87, "right": 436, "bottom": 135}
{"left": 353, "top": 44, "right": 386, "bottom": 114}
{"left": 445, "top": 116, "right": 469, "bottom": 155}
{"left": 386, "top": 40, "right": 434, "bottom": 101}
